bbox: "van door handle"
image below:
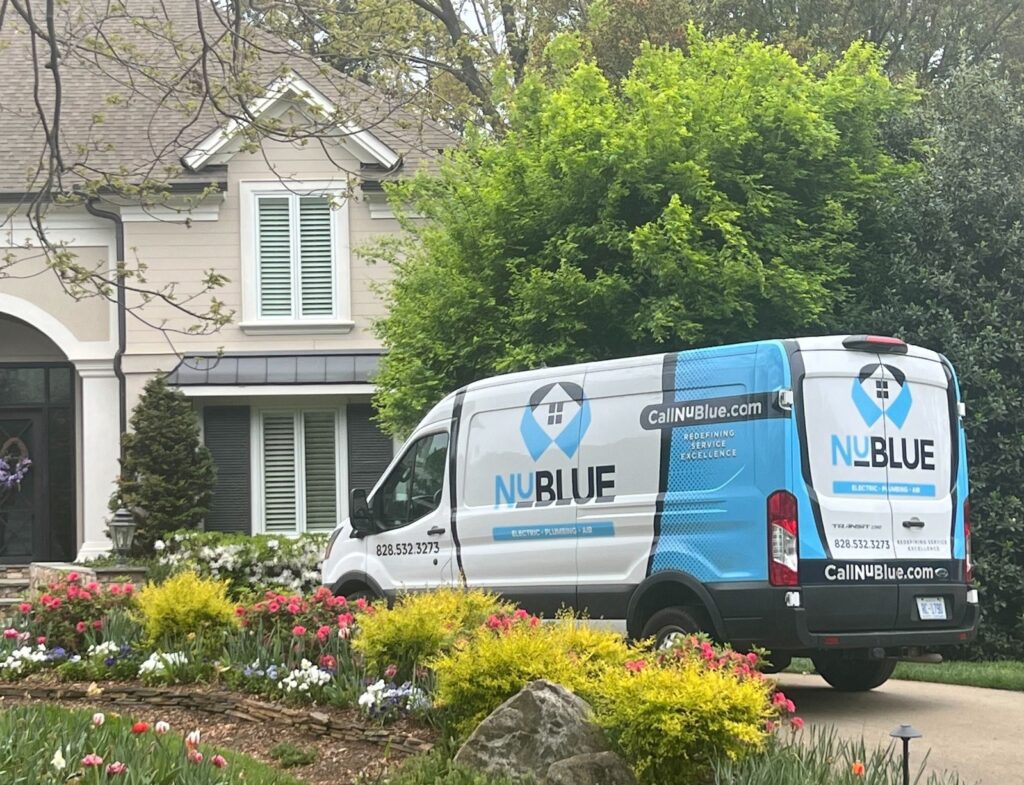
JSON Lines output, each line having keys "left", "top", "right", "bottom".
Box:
{"left": 902, "top": 519, "right": 926, "bottom": 529}
{"left": 427, "top": 526, "right": 446, "bottom": 536}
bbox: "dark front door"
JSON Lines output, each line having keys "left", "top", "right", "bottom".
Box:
{"left": 0, "top": 413, "right": 44, "bottom": 561}
{"left": 0, "top": 365, "right": 76, "bottom": 563}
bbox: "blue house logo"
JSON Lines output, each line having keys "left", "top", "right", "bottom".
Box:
{"left": 851, "top": 363, "right": 913, "bottom": 429}
{"left": 519, "top": 381, "right": 592, "bottom": 460}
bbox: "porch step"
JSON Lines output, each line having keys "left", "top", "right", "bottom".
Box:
{"left": 0, "top": 578, "right": 30, "bottom": 602}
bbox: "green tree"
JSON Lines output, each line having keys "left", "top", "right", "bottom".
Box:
{"left": 370, "top": 32, "right": 914, "bottom": 435}
{"left": 586, "top": 0, "right": 1024, "bottom": 84}
{"left": 111, "top": 377, "right": 216, "bottom": 551}
{"left": 842, "top": 68, "right": 1024, "bottom": 657}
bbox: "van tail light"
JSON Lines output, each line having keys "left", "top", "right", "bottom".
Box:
{"left": 768, "top": 490, "right": 799, "bottom": 586}
{"left": 964, "top": 498, "right": 973, "bottom": 583}
{"left": 842, "top": 335, "right": 908, "bottom": 354}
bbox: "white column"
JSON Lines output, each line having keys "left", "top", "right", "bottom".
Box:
{"left": 75, "top": 360, "right": 121, "bottom": 560}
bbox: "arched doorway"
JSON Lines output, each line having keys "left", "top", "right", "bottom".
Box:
{"left": 0, "top": 315, "right": 76, "bottom": 562}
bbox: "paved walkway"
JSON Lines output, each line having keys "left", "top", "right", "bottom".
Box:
{"left": 773, "top": 673, "right": 1019, "bottom": 784}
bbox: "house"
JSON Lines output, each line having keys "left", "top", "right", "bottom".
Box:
{"left": 0, "top": 0, "right": 453, "bottom": 563}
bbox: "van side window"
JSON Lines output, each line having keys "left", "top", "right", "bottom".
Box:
{"left": 373, "top": 432, "right": 449, "bottom": 530}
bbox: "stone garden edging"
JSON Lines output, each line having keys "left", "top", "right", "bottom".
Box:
{"left": 0, "top": 683, "right": 433, "bottom": 755}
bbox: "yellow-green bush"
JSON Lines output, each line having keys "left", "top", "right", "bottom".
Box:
{"left": 354, "top": 587, "right": 512, "bottom": 679}
{"left": 135, "top": 572, "right": 237, "bottom": 645}
{"left": 432, "top": 611, "right": 637, "bottom": 735}
{"left": 589, "top": 658, "right": 774, "bottom": 785}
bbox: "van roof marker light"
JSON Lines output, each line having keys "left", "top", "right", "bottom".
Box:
{"left": 842, "top": 335, "right": 909, "bottom": 354}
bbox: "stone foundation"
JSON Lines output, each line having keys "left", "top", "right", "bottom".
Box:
{"left": 28, "top": 563, "right": 148, "bottom": 592}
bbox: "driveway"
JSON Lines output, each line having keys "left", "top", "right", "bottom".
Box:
{"left": 773, "top": 673, "right": 1017, "bottom": 784}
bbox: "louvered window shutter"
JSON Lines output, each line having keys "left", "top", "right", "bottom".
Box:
{"left": 298, "top": 197, "right": 334, "bottom": 317}
{"left": 303, "top": 411, "right": 338, "bottom": 530}
{"left": 256, "top": 197, "right": 293, "bottom": 317}
{"left": 262, "top": 413, "right": 298, "bottom": 532}
{"left": 204, "top": 407, "right": 251, "bottom": 533}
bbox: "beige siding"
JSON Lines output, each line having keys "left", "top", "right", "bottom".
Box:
{"left": 0, "top": 247, "right": 111, "bottom": 343}
{"left": 122, "top": 137, "right": 401, "bottom": 365}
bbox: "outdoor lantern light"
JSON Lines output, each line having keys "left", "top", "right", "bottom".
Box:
{"left": 109, "top": 508, "right": 137, "bottom": 562}
{"left": 890, "top": 723, "right": 923, "bottom": 785}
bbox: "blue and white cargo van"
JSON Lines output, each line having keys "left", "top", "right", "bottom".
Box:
{"left": 322, "top": 335, "right": 979, "bottom": 691}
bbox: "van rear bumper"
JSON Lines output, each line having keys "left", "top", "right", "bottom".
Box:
{"left": 705, "top": 581, "right": 980, "bottom": 654}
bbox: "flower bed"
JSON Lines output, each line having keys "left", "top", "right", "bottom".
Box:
{"left": 0, "top": 703, "right": 305, "bottom": 784}
{"left": 2, "top": 573, "right": 807, "bottom": 785}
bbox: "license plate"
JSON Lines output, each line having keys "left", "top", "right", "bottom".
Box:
{"left": 917, "top": 596, "right": 947, "bottom": 621}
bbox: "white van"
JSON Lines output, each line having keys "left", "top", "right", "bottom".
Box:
{"left": 322, "top": 335, "right": 979, "bottom": 691}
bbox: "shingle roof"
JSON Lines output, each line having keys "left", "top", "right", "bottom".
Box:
{"left": 165, "top": 350, "right": 382, "bottom": 387}
{"left": 0, "top": 0, "right": 456, "bottom": 195}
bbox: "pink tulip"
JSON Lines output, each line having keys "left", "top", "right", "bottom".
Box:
{"left": 188, "top": 749, "right": 204, "bottom": 764}
{"left": 17, "top": 602, "right": 31, "bottom": 614}
{"left": 81, "top": 754, "right": 103, "bottom": 767}
{"left": 292, "top": 625, "right": 307, "bottom": 636}
{"left": 211, "top": 754, "right": 228, "bottom": 768}
{"left": 106, "top": 762, "right": 127, "bottom": 775}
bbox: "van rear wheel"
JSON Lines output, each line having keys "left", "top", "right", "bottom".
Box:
{"left": 813, "top": 654, "right": 897, "bottom": 691}
{"left": 641, "top": 607, "right": 705, "bottom": 649}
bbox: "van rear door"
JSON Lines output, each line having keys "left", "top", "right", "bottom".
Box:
{"left": 797, "top": 346, "right": 899, "bottom": 630}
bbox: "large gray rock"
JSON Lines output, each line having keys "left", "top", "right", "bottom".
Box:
{"left": 454, "top": 680, "right": 610, "bottom": 782}
{"left": 542, "top": 752, "right": 637, "bottom": 785}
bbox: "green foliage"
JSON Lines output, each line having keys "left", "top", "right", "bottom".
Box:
{"left": 713, "top": 726, "right": 963, "bottom": 785}
{"left": 586, "top": 0, "right": 1024, "bottom": 85}
{"left": 841, "top": 67, "right": 1024, "bottom": 657}
{"left": 354, "top": 587, "right": 512, "bottom": 679}
{"left": 135, "top": 572, "right": 237, "bottom": 646}
{"left": 432, "top": 611, "right": 640, "bottom": 735}
{"left": 590, "top": 657, "right": 773, "bottom": 784}
{"left": 268, "top": 742, "right": 317, "bottom": 769}
{"left": 378, "top": 747, "right": 529, "bottom": 785}
{"left": 156, "top": 529, "right": 327, "bottom": 598}
{"left": 111, "top": 378, "right": 216, "bottom": 551}
{"left": 0, "top": 703, "right": 305, "bottom": 784}
{"left": 371, "top": 32, "right": 913, "bottom": 434}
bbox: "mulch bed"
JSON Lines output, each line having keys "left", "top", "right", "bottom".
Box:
{"left": 0, "top": 678, "right": 437, "bottom": 785}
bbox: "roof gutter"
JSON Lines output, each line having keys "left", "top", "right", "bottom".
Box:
{"left": 84, "top": 198, "right": 127, "bottom": 456}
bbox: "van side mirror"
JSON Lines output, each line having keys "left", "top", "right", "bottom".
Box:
{"left": 350, "top": 489, "right": 375, "bottom": 535}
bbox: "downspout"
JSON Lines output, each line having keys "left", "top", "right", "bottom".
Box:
{"left": 84, "top": 198, "right": 127, "bottom": 457}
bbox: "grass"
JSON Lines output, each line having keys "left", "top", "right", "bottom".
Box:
{"left": 787, "top": 657, "right": 1024, "bottom": 691}
{"left": 0, "top": 704, "right": 310, "bottom": 784}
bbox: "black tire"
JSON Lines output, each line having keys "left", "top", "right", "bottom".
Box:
{"left": 640, "top": 607, "right": 706, "bottom": 648}
{"left": 761, "top": 653, "right": 792, "bottom": 675}
{"left": 812, "top": 654, "right": 897, "bottom": 691}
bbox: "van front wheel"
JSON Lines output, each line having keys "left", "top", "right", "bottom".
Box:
{"left": 641, "top": 607, "right": 706, "bottom": 649}
{"left": 813, "top": 654, "right": 897, "bottom": 692}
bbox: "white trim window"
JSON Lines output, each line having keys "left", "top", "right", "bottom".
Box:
{"left": 240, "top": 182, "right": 352, "bottom": 334}
{"left": 255, "top": 407, "right": 345, "bottom": 533}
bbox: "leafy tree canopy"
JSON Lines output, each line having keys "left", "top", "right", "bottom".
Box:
{"left": 371, "top": 31, "right": 914, "bottom": 434}
{"left": 841, "top": 68, "right": 1024, "bottom": 657}
{"left": 587, "top": 0, "right": 1024, "bottom": 84}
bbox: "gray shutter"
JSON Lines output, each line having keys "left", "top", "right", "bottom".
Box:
{"left": 262, "top": 412, "right": 298, "bottom": 532}
{"left": 257, "top": 196, "right": 293, "bottom": 317}
{"left": 347, "top": 403, "right": 394, "bottom": 494}
{"left": 298, "top": 196, "right": 334, "bottom": 317}
{"left": 203, "top": 406, "right": 251, "bottom": 533}
{"left": 303, "top": 411, "right": 338, "bottom": 531}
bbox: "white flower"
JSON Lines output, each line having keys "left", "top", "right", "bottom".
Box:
{"left": 138, "top": 651, "right": 188, "bottom": 677}
{"left": 51, "top": 749, "right": 66, "bottom": 771}
{"left": 358, "top": 680, "right": 386, "bottom": 708}
{"left": 92, "top": 712, "right": 105, "bottom": 727}
{"left": 267, "top": 539, "right": 279, "bottom": 550}
{"left": 153, "top": 539, "right": 166, "bottom": 551}
{"left": 154, "top": 721, "right": 170, "bottom": 734}
{"left": 186, "top": 730, "right": 201, "bottom": 748}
